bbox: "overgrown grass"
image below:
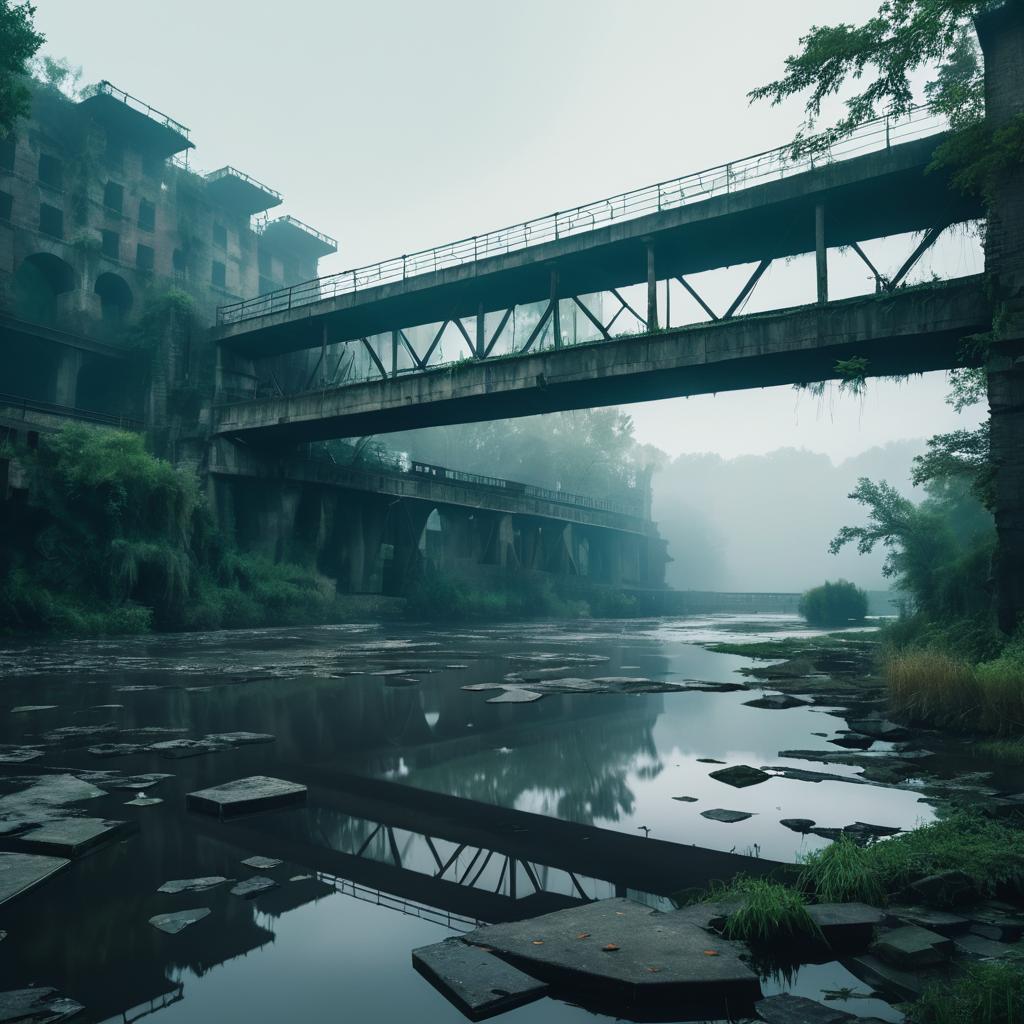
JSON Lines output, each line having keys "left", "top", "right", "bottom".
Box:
{"left": 702, "top": 877, "right": 823, "bottom": 944}
{"left": 977, "top": 738, "right": 1024, "bottom": 765}
{"left": 907, "top": 962, "right": 1024, "bottom": 1024}
{"left": 798, "top": 817, "right": 1024, "bottom": 905}
{"left": 885, "top": 642, "right": 1024, "bottom": 736}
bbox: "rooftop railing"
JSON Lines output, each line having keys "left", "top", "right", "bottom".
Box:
{"left": 218, "top": 104, "right": 946, "bottom": 326}
{"left": 89, "top": 80, "right": 191, "bottom": 139}
{"left": 206, "top": 166, "right": 283, "bottom": 202}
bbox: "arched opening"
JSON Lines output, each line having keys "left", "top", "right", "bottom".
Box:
{"left": 13, "top": 253, "right": 76, "bottom": 324}
{"left": 418, "top": 508, "right": 443, "bottom": 566}
{"left": 93, "top": 272, "right": 133, "bottom": 325}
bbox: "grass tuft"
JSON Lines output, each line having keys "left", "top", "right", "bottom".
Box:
{"left": 702, "top": 877, "right": 823, "bottom": 944}
{"left": 797, "top": 836, "right": 887, "bottom": 905}
{"left": 907, "top": 962, "right": 1024, "bottom": 1024}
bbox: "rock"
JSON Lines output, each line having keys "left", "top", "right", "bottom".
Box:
{"left": 708, "top": 765, "right": 771, "bottom": 789}
{"left": 486, "top": 689, "right": 544, "bottom": 704}
{"left": 754, "top": 993, "right": 855, "bottom": 1023}
{"left": 806, "top": 903, "right": 885, "bottom": 947}
{"left": 810, "top": 828, "right": 846, "bottom": 842}
{"left": 187, "top": 776, "right": 307, "bottom": 818}
{"left": 700, "top": 809, "right": 754, "bottom": 823}
{"left": 0, "top": 852, "right": 69, "bottom": 905}
{"left": 412, "top": 937, "right": 548, "bottom": 1019}
{"left": 0, "top": 987, "right": 83, "bottom": 1021}
{"left": 907, "top": 869, "right": 976, "bottom": 908}
{"left": 0, "top": 747, "right": 44, "bottom": 764}
{"left": 696, "top": 758, "right": 726, "bottom": 765}
{"left": 743, "top": 695, "right": 810, "bottom": 710}
{"left": 504, "top": 667, "right": 575, "bottom": 682}
{"left": 870, "top": 925, "right": 952, "bottom": 967}
{"left": 43, "top": 723, "right": 118, "bottom": 745}
{"left": 463, "top": 897, "right": 759, "bottom": 1002}
{"left": 158, "top": 876, "right": 228, "bottom": 894}
{"left": 846, "top": 719, "right": 912, "bottom": 741}
{"left": 887, "top": 905, "right": 971, "bottom": 936}
{"left": 149, "top": 908, "right": 211, "bottom": 934}
{"left": 110, "top": 774, "right": 173, "bottom": 792}
{"left": 87, "top": 743, "right": 146, "bottom": 758}
{"left": 9, "top": 705, "right": 58, "bottom": 713}
{"left": 523, "top": 678, "right": 691, "bottom": 695}
{"left": 844, "top": 954, "right": 928, "bottom": 1000}
{"left": 0, "top": 775, "right": 107, "bottom": 834}
{"left": 764, "top": 767, "right": 867, "bottom": 785}
{"left": 842, "top": 822, "right": 902, "bottom": 841}
{"left": 672, "top": 796, "right": 699, "bottom": 803}
{"left": 241, "top": 856, "right": 282, "bottom": 870}
{"left": 115, "top": 685, "right": 161, "bottom": 692}
{"left": 16, "top": 817, "right": 134, "bottom": 858}
{"left": 968, "top": 905, "right": 1024, "bottom": 942}
{"left": 779, "top": 818, "right": 816, "bottom": 833}
{"left": 125, "top": 796, "right": 162, "bottom": 807}
{"left": 203, "top": 732, "right": 275, "bottom": 746}
{"left": 829, "top": 734, "right": 875, "bottom": 750}
{"left": 954, "top": 932, "right": 1019, "bottom": 959}
{"left": 149, "top": 739, "right": 219, "bottom": 759}
{"left": 230, "top": 875, "right": 277, "bottom": 898}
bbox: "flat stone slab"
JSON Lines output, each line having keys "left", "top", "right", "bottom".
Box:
{"left": 125, "top": 796, "right": 162, "bottom": 807}
{"left": 0, "top": 852, "right": 69, "bottom": 905}
{"left": 807, "top": 903, "right": 885, "bottom": 943}
{"left": 87, "top": 743, "right": 146, "bottom": 758}
{"left": 871, "top": 925, "right": 952, "bottom": 967}
{"left": 0, "top": 775, "right": 106, "bottom": 834}
{"left": 203, "top": 732, "right": 275, "bottom": 746}
{"left": 486, "top": 689, "right": 544, "bottom": 704}
{"left": 743, "top": 695, "right": 810, "bottom": 710}
{"left": 241, "top": 856, "right": 282, "bottom": 870}
{"left": 16, "top": 817, "right": 132, "bottom": 858}
{"left": 463, "top": 898, "right": 758, "bottom": 1000}
{"left": 150, "top": 739, "right": 219, "bottom": 759}
{"left": 230, "top": 875, "right": 277, "bottom": 898}
{"left": 829, "top": 734, "right": 875, "bottom": 750}
{"left": 701, "top": 809, "right": 754, "bottom": 823}
{"left": 149, "top": 908, "right": 211, "bottom": 934}
{"left": 755, "top": 993, "right": 854, "bottom": 1023}
{"left": 43, "top": 723, "right": 118, "bottom": 745}
{"left": 846, "top": 718, "right": 911, "bottom": 741}
{"left": 157, "top": 876, "right": 228, "bottom": 894}
{"left": 9, "top": 705, "right": 58, "bottom": 714}
{"left": 708, "top": 765, "right": 771, "bottom": 789}
{"left": 887, "top": 905, "right": 970, "bottom": 936}
{"left": 672, "top": 796, "right": 699, "bottom": 803}
{"left": 187, "top": 776, "right": 307, "bottom": 818}
{"left": 780, "top": 818, "right": 816, "bottom": 833}
{"left": 412, "top": 937, "right": 549, "bottom": 1020}
{"left": 0, "top": 747, "right": 44, "bottom": 764}
{"left": 109, "top": 774, "right": 173, "bottom": 792}
{"left": 954, "top": 932, "right": 1019, "bottom": 959}
{"left": 846, "top": 954, "right": 928, "bottom": 1000}
{"left": 0, "top": 987, "right": 83, "bottom": 1021}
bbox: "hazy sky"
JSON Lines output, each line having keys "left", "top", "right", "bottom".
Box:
{"left": 36, "top": 0, "right": 987, "bottom": 461}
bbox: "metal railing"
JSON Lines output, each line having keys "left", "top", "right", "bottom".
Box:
{"left": 263, "top": 214, "right": 338, "bottom": 251}
{"left": 87, "top": 80, "right": 191, "bottom": 140}
{"left": 205, "top": 165, "right": 283, "bottom": 202}
{"left": 218, "top": 104, "right": 946, "bottom": 326}
{"left": 0, "top": 393, "right": 144, "bottom": 431}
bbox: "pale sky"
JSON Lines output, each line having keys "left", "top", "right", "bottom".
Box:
{"left": 35, "top": 0, "right": 987, "bottom": 462}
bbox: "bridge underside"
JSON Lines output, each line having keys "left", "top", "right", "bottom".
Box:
{"left": 215, "top": 276, "right": 989, "bottom": 443}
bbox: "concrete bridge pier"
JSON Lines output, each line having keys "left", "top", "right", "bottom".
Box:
{"left": 978, "top": 2, "right": 1024, "bottom": 631}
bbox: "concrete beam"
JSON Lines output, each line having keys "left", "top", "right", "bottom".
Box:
{"left": 214, "top": 276, "right": 989, "bottom": 443}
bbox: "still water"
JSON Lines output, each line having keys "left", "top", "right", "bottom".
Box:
{"left": 0, "top": 615, "right": 919, "bottom": 1022}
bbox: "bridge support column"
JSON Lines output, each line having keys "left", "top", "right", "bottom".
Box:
{"left": 550, "top": 270, "right": 562, "bottom": 348}
{"left": 53, "top": 349, "right": 83, "bottom": 407}
{"left": 978, "top": 3, "right": 1024, "bottom": 631}
{"left": 646, "top": 242, "right": 659, "bottom": 331}
{"left": 815, "top": 203, "right": 828, "bottom": 304}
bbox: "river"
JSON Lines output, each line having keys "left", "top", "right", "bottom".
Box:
{"left": 0, "top": 614, "right": 921, "bottom": 1022}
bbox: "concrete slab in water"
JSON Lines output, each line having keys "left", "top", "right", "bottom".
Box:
{"left": 15, "top": 817, "right": 134, "bottom": 858}
{"left": 413, "top": 937, "right": 548, "bottom": 1020}
{"left": 871, "top": 925, "right": 952, "bottom": 967}
{"left": 743, "top": 695, "right": 810, "bottom": 710}
{"left": 463, "top": 898, "right": 759, "bottom": 1002}
{"left": 158, "top": 877, "right": 228, "bottom": 894}
{"left": 125, "top": 796, "right": 162, "bottom": 807}
{"left": 754, "top": 993, "right": 855, "bottom": 1023}
{"left": 187, "top": 776, "right": 307, "bottom": 818}
{"left": 0, "top": 852, "right": 69, "bottom": 905}
{"left": 241, "top": 856, "right": 282, "bottom": 870}
{"left": 150, "top": 739, "right": 219, "bottom": 759}
{"left": 486, "top": 689, "right": 544, "bottom": 704}
{"left": 203, "top": 732, "right": 274, "bottom": 746}
{"left": 149, "top": 908, "right": 211, "bottom": 934}
{"left": 0, "top": 987, "right": 83, "bottom": 1021}
{"left": 9, "top": 705, "right": 58, "bottom": 713}
{"left": 230, "top": 875, "right": 277, "bottom": 898}
{"left": 700, "top": 809, "right": 754, "bottom": 823}
{"left": 708, "top": 765, "right": 771, "bottom": 789}
{"left": 807, "top": 903, "right": 884, "bottom": 946}
{"left": 887, "top": 905, "right": 970, "bottom": 936}
{"left": 0, "top": 747, "right": 43, "bottom": 765}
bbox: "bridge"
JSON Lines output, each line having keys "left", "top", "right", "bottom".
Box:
{"left": 212, "top": 106, "right": 986, "bottom": 444}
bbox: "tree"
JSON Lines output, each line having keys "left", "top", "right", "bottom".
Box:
{"left": 799, "top": 579, "right": 869, "bottom": 626}
{"left": 0, "top": 2, "right": 43, "bottom": 137}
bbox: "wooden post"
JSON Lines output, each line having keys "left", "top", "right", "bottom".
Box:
{"left": 646, "top": 242, "right": 658, "bottom": 331}
{"left": 815, "top": 203, "right": 828, "bottom": 304}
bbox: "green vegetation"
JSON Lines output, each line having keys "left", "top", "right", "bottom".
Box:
{"left": 799, "top": 580, "right": 869, "bottom": 627}
{"left": 705, "top": 633, "right": 876, "bottom": 659}
{"left": 0, "top": 426, "right": 373, "bottom": 635}
{"left": 798, "top": 816, "right": 1024, "bottom": 905}
{"left": 908, "top": 962, "right": 1024, "bottom": 1024}
{"left": 977, "top": 738, "right": 1024, "bottom": 765}
{"left": 0, "top": 1, "right": 44, "bottom": 136}
{"left": 701, "top": 877, "right": 823, "bottom": 945}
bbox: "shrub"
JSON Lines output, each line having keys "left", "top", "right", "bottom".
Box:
{"left": 798, "top": 836, "right": 887, "bottom": 905}
{"left": 798, "top": 580, "right": 868, "bottom": 627}
{"left": 907, "top": 962, "right": 1024, "bottom": 1024}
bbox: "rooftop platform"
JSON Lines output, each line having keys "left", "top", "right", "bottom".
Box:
{"left": 259, "top": 215, "right": 338, "bottom": 259}
{"left": 205, "top": 166, "right": 283, "bottom": 216}
{"left": 78, "top": 81, "right": 193, "bottom": 158}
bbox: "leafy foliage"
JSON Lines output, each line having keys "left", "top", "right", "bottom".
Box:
{"left": 799, "top": 579, "right": 869, "bottom": 626}
{"left": 908, "top": 963, "right": 1024, "bottom": 1024}
{"left": 0, "top": 1, "right": 43, "bottom": 136}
